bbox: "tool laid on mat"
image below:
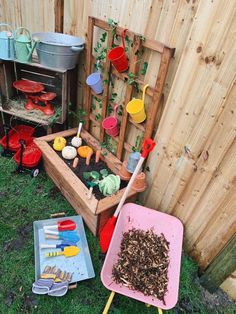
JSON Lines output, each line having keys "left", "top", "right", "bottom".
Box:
{"left": 45, "top": 246, "right": 80, "bottom": 258}
{"left": 99, "top": 138, "right": 155, "bottom": 253}
{"left": 43, "top": 219, "right": 76, "bottom": 232}
{"left": 40, "top": 241, "right": 76, "bottom": 250}
{"left": 45, "top": 230, "right": 80, "bottom": 243}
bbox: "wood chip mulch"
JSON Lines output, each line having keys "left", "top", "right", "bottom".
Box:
{"left": 112, "top": 228, "right": 170, "bottom": 304}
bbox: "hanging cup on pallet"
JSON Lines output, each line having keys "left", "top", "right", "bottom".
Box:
{"left": 108, "top": 29, "right": 128, "bottom": 73}
{"left": 0, "top": 23, "right": 15, "bottom": 60}
{"left": 126, "top": 151, "right": 141, "bottom": 173}
{"left": 126, "top": 84, "right": 149, "bottom": 123}
{"left": 102, "top": 104, "right": 119, "bottom": 137}
{"left": 86, "top": 72, "right": 103, "bottom": 94}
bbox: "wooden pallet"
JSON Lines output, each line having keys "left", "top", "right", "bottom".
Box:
{"left": 84, "top": 17, "right": 175, "bottom": 160}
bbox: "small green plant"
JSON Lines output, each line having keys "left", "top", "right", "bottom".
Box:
{"left": 132, "top": 135, "right": 143, "bottom": 152}
{"left": 108, "top": 18, "right": 118, "bottom": 35}
{"left": 139, "top": 35, "right": 146, "bottom": 41}
{"left": 101, "top": 136, "right": 117, "bottom": 155}
{"left": 125, "top": 73, "right": 141, "bottom": 93}
{"left": 125, "top": 35, "right": 133, "bottom": 47}
{"left": 68, "top": 103, "right": 86, "bottom": 126}
{"left": 109, "top": 92, "right": 117, "bottom": 103}
{"left": 49, "top": 107, "right": 62, "bottom": 126}
{"left": 118, "top": 105, "right": 123, "bottom": 116}
{"left": 91, "top": 103, "right": 96, "bottom": 111}
{"left": 141, "top": 61, "right": 148, "bottom": 75}
{"left": 95, "top": 113, "right": 102, "bottom": 121}
{"left": 107, "top": 104, "right": 113, "bottom": 114}
{"left": 127, "top": 72, "right": 136, "bottom": 85}
{"left": 94, "top": 31, "right": 108, "bottom": 71}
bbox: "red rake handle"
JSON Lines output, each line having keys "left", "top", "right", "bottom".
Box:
{"left": 141, "top": 138, "right": 156, "bottom": 158}
{"left": 114, "top": 138, "right": 155, "bottom": 218}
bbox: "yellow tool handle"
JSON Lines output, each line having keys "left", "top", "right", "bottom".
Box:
{"left": 102, "top": 291, "right": 115, "bottom": 314}
{"left": 41, "top": 274, "right": 56, "bottom": 280}
{"left": 146, "top": 303, "right": 163, "bottom": 314}
{"left": 45, "top": 251, "right": 63, "bottom": 257}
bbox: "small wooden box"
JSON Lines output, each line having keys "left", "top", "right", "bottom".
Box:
{"left": 34, "top": 128, "right": 137, "bottom": 236}
{"left": 0, "top": 59, "right": 77, "bottom": 126}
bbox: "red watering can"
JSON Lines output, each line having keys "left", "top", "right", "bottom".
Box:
{"left": 102, "top": 104, "right": 119, "bottom": 137}
{"left": 108, "top": 29, "right": 128, "bottom": 73}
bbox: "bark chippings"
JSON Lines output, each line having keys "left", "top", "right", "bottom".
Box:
{"left": 112, "top": 228, "right": 170, "bottom": 304}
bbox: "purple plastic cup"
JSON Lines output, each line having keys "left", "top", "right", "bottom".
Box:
{"left": 86, "top": 72, "right": 103, "bottom": 94}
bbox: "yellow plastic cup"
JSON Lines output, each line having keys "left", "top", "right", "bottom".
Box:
{"left": 126, "top": 84, "right": 149, "bottom": 123}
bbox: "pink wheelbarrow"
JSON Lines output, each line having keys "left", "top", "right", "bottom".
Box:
{"left": 101, "top": 203, "right": 184, "bottom": 313}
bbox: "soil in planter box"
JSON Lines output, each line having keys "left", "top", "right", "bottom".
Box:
{"left": 50, "top": 138, "right": 127, "bottom": 200}
{"left": 112, "top": 228, "right": 170, "bottom": 304}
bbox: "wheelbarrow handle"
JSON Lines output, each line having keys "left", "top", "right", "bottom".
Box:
{"left": 102, "top": 291, "right": 115, "bottom": 314}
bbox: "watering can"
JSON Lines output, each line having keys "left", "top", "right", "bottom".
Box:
{"left": 14, "top": 27, "right": 37, "bottom": 63}
{"left": 108, "top": 29, "right": 128, "bottom": 73}
{"left": 0, "top": 23, "right": 15, "bottom": 60}
{"left": 102, "top": 104, "right": 119, "bottom": 137}
{"left": 126, "top": 84, "right": 149, "bottom": 123}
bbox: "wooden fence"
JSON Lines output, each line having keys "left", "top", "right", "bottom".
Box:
{"left": 1, "top": 0, "right": 235, "bottom": 292}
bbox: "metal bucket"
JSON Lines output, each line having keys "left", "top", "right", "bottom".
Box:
{"left": 32, "top": 32, "right": 84, "bottom": 70}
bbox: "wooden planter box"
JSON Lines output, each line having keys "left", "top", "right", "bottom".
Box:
{"left": 35, "top": 128, "right": 137, "bottom": 235}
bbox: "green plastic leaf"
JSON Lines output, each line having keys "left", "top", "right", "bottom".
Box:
{"left": 90, "top": 171, "right": 100, "bottom": 180}
{"left": 100, "top": 169, "right": 108, "bottom": 178}
{"left": 83, "top": 172, "right": 91, "bottom": 180}
{"left": 87, "top": 181, "right": 98, "bottom": 188}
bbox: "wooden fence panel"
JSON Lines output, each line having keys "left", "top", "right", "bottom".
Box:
{"left": 0, "top": 0, "right": 55, "bottom": 32}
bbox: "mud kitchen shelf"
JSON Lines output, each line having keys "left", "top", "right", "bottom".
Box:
{"left": 0, "top": 58, "right": 77, "bottom": 131}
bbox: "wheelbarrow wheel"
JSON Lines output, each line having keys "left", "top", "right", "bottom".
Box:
{"left": 31, "top": 168, "right": 40, "bottom": 178}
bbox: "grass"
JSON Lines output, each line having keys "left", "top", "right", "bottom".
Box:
{"left": 0, "top": 154, "right": 235, "bottom": 314}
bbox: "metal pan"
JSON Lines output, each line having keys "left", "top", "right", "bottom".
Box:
{"left": 33, "top": 215, "right": 95, "bottom": 283}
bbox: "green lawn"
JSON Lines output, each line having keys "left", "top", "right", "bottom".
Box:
{"left": 0, "top": 154, "right": 235, "bottom": 314}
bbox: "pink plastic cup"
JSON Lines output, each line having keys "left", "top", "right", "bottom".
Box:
{"left": 102, "top": 105, "right": 119, "bottom": 137}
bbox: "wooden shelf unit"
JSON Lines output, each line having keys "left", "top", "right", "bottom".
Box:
{"left": 0, "top": 59, "right": 77, "bottom": 129}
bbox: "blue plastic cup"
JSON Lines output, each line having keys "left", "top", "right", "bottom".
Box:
{"left": 86, "top": 72, "right": 103, "bottom": 94}
{"left": 126, "top": 152, "right": 141, "bottom": 173}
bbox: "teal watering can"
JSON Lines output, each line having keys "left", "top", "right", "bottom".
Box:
{"left": 0, "top": 23, "right": 15, "bottom": 60}
{"left": 14, "top": 27, "right": 37, "bottom": 63}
